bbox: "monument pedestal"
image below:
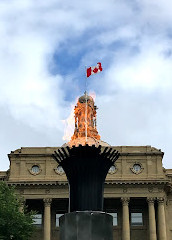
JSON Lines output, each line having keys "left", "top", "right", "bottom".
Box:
{"left": 60, "top": 211, "right": 113, "bottom": 240}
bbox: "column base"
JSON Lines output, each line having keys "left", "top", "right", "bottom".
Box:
{"left": 59, "top": 211, "right": 113, "bottom": 240}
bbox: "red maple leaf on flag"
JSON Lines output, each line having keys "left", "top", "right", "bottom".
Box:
{"left": 86, "top": 63, "right": 103, "bottom": 77}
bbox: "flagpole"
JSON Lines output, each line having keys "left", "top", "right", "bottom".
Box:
{"left": 85, "top": 66, "right": 88, "bottom": 143}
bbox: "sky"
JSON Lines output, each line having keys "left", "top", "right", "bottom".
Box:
{"left": 0, "top": 0, "right": 172, "bottom": 170}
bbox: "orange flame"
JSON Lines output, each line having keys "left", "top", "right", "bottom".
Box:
{"left": 62, "top": 97, "right": 78, "bottom": 141}
{"left": 89, "top": 91, "right": 96, "bottom": 101}
{"left": 63, "top": 92, "right": 100, "bottom": 146}
{"left": 62, "top": 105, "right": 75, "bottom": 141}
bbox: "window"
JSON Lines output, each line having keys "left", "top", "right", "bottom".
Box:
{"left": 32, "top": 214, "right": 42, "bottom": 226}
{"left": 131, "top": 163, "right": 143, "bottom": 174}
{"left": 56, "top": 166, "right": 64, "bottom": 175}
{"left": 54, "top": 166, "right": 65, "bottom": 175}
{"left": 108, "top": 213, "right": 117, "bottom": 226}
{"left": 133, "top": 164, "right": 141, "bottom": 173}
{"left": 31, "top": 165, "right": 40, "bottom": 174}
{"left": 108, "top": 165, "right": 116, "bottom": 174}
{"left": 56, "top": 213, "right": 64, "bottom": 227}
{"left": 131, "top": 212, "right": 143, "bottom": 226}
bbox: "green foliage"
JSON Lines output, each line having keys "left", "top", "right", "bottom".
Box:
{"left": 0, "top": 181, "right": 35, "bottom": 240}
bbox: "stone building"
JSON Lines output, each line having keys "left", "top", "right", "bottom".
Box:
{"left": 1, "top": 93, "right": 172, "bottom": 240}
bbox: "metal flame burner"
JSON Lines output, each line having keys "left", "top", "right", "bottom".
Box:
{"left": 52, "top": 144, "right": 120, "bottom": 212}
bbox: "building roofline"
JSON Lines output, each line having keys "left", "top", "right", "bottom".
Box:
{"left": 8, "top": 145, "right": 164, "bottom": 158}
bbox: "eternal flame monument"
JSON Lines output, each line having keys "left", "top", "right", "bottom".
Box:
{"left": 53, "top": 92, "right": 120, "bottom": 240}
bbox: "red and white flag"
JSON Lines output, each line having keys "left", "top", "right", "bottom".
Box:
{"left": 86, "top": 62, "right": 103, "bottom": 78}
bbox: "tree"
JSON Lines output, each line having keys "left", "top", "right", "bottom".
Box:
{"left": 0, "top": 181, "right": 35, "bottom": 240}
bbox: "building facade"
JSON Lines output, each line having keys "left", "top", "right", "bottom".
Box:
{"left": 1, "top": 94, "right": 172, "bottom": 240}
{"left": 0, "top": 145, "right": 172, "bottom": 240}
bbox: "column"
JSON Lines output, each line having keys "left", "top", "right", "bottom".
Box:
{"left": 121, "top": 197, "right": 130, "bottom": 240}
{"left": 147, "top": 197, "right": 157, "bottom": 240}
{"left": 157, "top": 197, "right": 167, "bottom": 240}
{"left": 43, "top": 198, "right": 52, "bottom": 240}
{"left": 19, "top": 199, "right": 25, "bottom": 213}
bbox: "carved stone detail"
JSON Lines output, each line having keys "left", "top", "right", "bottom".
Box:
{"left": 147, "top": 197, "right": 156, "bottom": 204}
{"left": 43, "top": 198, "right": 52, "bottom": 206}
{"left": 148, "top": 187, "right": 153, "bottom": 192}
{"left": 123, "top": 187, "right": 128, "bottom": 193}
{"left": 157, "top": 197, "right": 165, "bottom": 204}
{"left": 158, "top": 187, "right": 163, "bottom": 193}
{"left": 121, "top": 197, "right": 130, "bottom": 206}
{"left": 45, "top": 189, "right": 50, "bottom": 194}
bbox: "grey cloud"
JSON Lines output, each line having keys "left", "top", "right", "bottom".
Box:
{"left": 0, "top": 106, "right": 63, "bottom": 170}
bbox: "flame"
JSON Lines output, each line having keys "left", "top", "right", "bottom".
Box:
{"left": 89, "top": 91, "right": 96, "bottom": 101}
{"left": 62, "top": 104, "right": 75, "bottom": 141}
{"left": 62, "top": 96, "right": 78, "bottom": 142}
{"left": 63, "top": 92, "right": 100, "bottom": 146}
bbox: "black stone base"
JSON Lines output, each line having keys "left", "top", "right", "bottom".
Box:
{"left": 59, "top": 211, "right": 113, "bottom": 240}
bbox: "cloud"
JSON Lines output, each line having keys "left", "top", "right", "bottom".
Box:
{"left": 105, "top": 38, "right": 172, "bottom": 92}
{"left": 0, "top": 0, "right": 172, "bottom": 170}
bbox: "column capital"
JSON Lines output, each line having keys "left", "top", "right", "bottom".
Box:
{"left": 43, "top": 198, "right": 52, "bottom": 207}
{"left": 19, "top": 199, "right": 26, "bottom": 213}
{"left": 157, "top": 197, "right": 165, "bottom": 204}
{"left": 147, "top": 197, "right": 156, "bottom": 204}
{"left": 20, "top": 198, "right": 26, "bottom": 205}
{"left": 121, "top": 197, "right": 130, "bottom": 206}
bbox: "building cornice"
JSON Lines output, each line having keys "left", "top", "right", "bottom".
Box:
{"left": 6, "top": 179, "right": 170, "bottom": 187}
{"left": 7, "top": 181, "right": 67, "bottom": 186}
{"left": 105, "top": 180, "right": 169, "bottom": 185}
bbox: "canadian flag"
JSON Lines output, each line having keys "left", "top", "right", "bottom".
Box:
{"left": 86, "top": 62, "right": 103, "bottom": 78}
